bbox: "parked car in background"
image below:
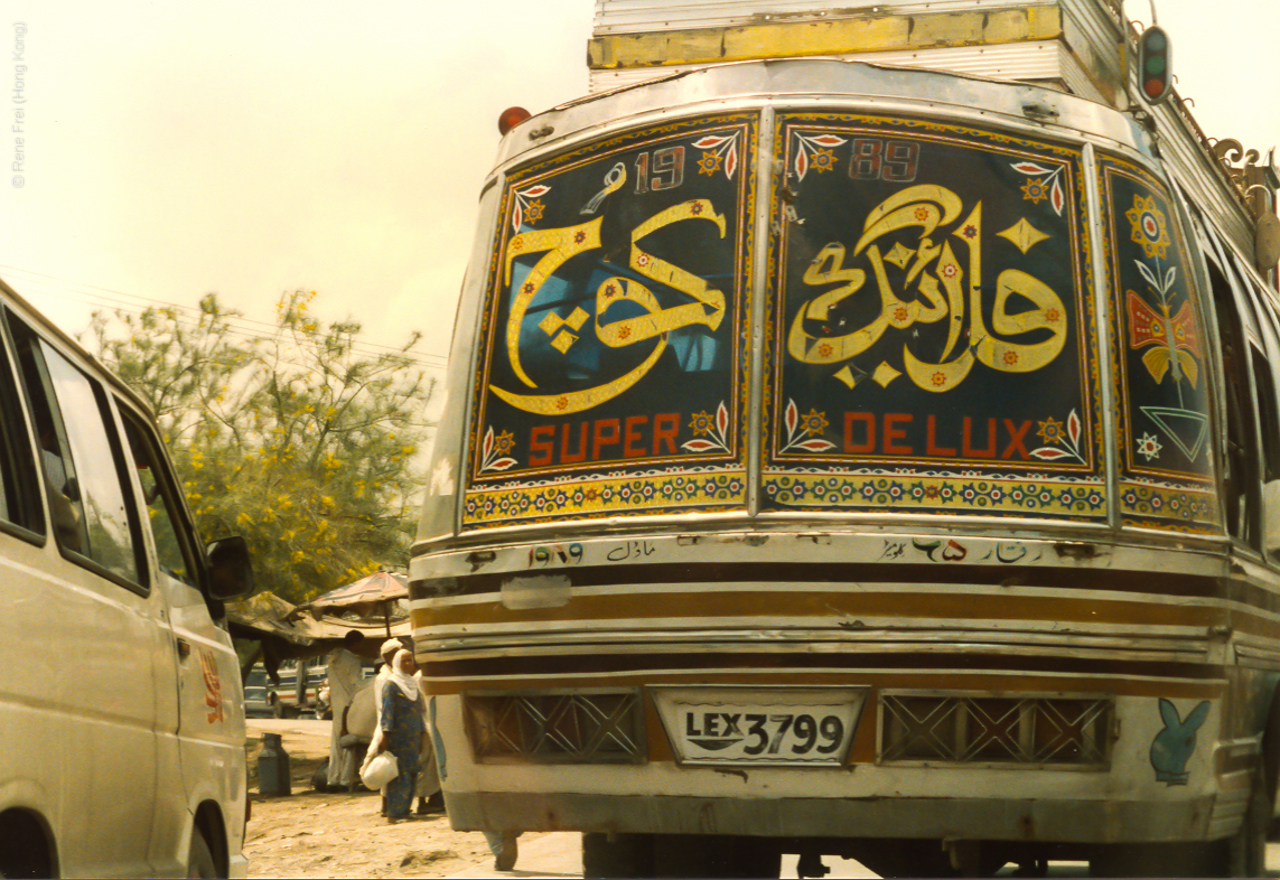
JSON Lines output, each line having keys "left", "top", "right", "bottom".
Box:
{"left": 243, "top": 684, "right": 274, "bottom": 719}
{"left": 249, "top": 659, "right": 328, "bottom": 719}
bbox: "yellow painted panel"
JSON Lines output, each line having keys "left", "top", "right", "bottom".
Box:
{"left": 907, "top": 12, "right": 994, "bottom": 48}
{"left": 725, "top": 18, "right": 909, "bottom": 61}
{"left": 909, "top": 9, "right": 1062, "bottom": 48}
{"left": 588, "top": 6, "right": 1063, "bottom": 70}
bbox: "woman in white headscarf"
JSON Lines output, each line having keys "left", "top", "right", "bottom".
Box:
{"left": 360, "top": 638, "right": 403, "bottom": 811}
{"left": 373, "top": 649, "right": 425, "bottom": 823}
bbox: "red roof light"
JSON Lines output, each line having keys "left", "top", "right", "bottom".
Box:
{"left": 498, "top": 106, "right": 532, "bottom": 135}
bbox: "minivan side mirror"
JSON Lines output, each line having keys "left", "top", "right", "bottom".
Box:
{"left": 206, "top": 535, "right": 254, "bottom": 600}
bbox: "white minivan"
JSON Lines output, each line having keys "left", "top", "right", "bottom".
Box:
{"left": 0, "top": 280, "right": 253, "bottom": 878}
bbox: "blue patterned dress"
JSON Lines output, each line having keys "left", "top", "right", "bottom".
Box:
{"left": 380, "top": 681, "right": 425, "bottom": 819}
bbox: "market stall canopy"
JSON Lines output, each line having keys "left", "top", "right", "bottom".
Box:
{"left": 227, "top": 588, "right": 410, "bottom": 680}
{"left": 290, "top": 569, "right": 409, "bottom": 638}
{"left": 295, "top": 569, "right": 409, "bottom": 619}
{"left": 229, "top": 590, "right": 411, "bottom": 644}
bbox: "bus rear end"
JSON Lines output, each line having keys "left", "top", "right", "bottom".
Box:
{"left": 410, "top": 53, "right": 1279, "bottom": 878}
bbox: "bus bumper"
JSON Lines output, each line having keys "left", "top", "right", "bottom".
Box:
{"left": 445, "top": 789, "right": 1223, "bottom": 844}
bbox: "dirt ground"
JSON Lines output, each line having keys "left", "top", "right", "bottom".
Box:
{"left": 244, "top": 719, "right": 571, "bottom": 879}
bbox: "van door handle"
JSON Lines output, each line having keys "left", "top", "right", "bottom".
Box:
{"left": 176, "top": 637, "right": 192, "bottom": 660}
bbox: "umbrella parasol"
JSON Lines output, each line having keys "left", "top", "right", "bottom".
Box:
{"left": 295, "top": 569, "right": 409, "bottom": 637}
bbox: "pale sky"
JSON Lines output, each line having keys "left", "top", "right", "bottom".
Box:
{"left": 0, "top": 0, "right": 1275, "bottom": 378}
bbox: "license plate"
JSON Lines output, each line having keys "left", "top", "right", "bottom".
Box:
{"left": 652, "top": 687, "right": 866, "bottom": 766}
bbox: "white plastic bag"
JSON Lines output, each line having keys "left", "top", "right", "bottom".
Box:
{"left": 361, "top": 750, "right": 398, "bottom": 789}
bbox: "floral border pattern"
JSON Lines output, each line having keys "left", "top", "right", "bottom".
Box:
{"left": 464, "top": 469, "right": 746, "bottom": 526}
{"left": 763, "top": 471, "right": 1107, "bottom": 518}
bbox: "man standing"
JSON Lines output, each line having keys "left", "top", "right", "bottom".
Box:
{"left": 412, "top": 662, "right": 444, "bottom": 814}
{"left": 325, "top": 630, "right": 365, "bottom": 790}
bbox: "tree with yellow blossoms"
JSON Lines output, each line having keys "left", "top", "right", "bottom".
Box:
{"left": 88, "top": 289, "right": 435, "bottom": 603}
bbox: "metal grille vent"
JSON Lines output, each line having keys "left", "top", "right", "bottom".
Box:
{"left": 880, "top": 694, "right": 1111, "bottom": 767}
{"left": 465, "top": 691, "right": 645, "bottom": 764}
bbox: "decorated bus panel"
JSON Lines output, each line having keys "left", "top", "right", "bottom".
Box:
{"left": 463, "top": 111, "right": 1220, "bottom": 535}
{"left": 1100, "top": 155, "right": 1218, "bottom": 532}
{"left": 464, "top": 115, "right": 757, "bottom": 530}
{"left": 763, "top": 114, "right": 1103, "bottom": 522}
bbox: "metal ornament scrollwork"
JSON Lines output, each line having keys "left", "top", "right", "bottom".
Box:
{"left": 1212, "top": 139, "right": 1280, "bottom": 260}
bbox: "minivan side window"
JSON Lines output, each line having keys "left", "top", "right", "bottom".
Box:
{"left": 120, "top": 408, "right": 200, "bottom": 587}
{"left": 0, "top": 317, "right": 42, "bottom": 537}
{"left": 10, "top": 319, "right": 144, "bottom": 588}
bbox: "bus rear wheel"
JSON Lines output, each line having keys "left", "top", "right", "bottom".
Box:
{"left": 1221, "top": 773, "right": 1269, "bottom": 878}
{"left": 846, "top": 838, "right": 961, "bottom": 878}
{"left": 583, "top": 832, "right": 653, "bottom": 878}
{"left": 1089, "top": 771, "right": 1269, "bottom": 878}
{"left": 1089, "top": 842, "right": 1217, "bottom": 878}
{"left": 654, "top": 834, "right": 780, "bottom": 878}
{"left": 583, "top": 833, "right": 780, "bottom": 878}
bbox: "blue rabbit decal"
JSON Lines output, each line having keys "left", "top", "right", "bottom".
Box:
{"left": 1149, "top": 698, "right": 1209, "bottom": 785}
